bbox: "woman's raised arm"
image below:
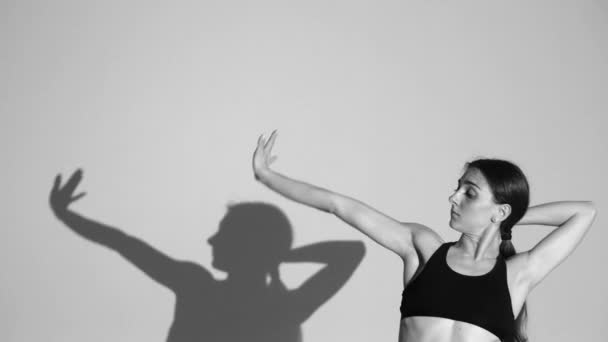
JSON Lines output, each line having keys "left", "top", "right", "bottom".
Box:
{"left": 518, "top": 201, "right": 597, "bottom": 289}
{"left": 252, "top": 131, "right": 442, "bottom": 258}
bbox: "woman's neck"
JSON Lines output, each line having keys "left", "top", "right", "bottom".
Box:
{"left": 456, "top": 228, "right": 501, "bottom": 260}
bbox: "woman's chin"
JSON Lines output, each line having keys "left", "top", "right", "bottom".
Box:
{"left": 448, "top": 219, "right": 462, "bottom": 231}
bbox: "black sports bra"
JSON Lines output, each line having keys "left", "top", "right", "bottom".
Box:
{"left": 400, "top": 242, "right": 515, "bottom": 341}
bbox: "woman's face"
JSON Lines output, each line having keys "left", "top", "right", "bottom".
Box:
{"left": 448, "top": 167, "right": 498, "bottom": 234}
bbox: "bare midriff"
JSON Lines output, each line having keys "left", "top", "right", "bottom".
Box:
{"left": 399, "top": 316, "right": 500, "bottom": 342}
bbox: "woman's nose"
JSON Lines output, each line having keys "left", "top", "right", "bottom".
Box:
{"left": 448, "top": 191, "right": 459, "bottom": 206}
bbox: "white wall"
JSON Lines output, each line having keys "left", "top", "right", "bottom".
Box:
{"left": 2, "top": 1, "right": 607, "bottom": 341}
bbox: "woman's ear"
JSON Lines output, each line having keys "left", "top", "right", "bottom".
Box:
{"left": 499, "top": 204, "right": 512, "bottom": 222}
{"left": 492, "top": 204, "right": 512, "bottom": 223}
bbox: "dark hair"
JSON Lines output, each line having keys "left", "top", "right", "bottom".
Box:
{"left": 466, "top": 158, "right": 529, "bottom": 342}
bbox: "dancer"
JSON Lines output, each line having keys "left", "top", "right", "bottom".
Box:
{"left": 252, "top": 130, "right": 597, "bottom": 342}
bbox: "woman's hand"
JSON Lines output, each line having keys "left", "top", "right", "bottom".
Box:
{"left": 50, "top": 169, "right": 87, "bottom": 218}
{"left": 252, "top": 130, "right": 279, "bottom": 181}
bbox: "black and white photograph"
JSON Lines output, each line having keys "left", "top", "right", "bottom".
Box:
{"left": 2, "top": 1, "right": 606, "bottom": 341}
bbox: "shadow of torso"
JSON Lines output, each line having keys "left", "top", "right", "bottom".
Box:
{"left": 167, "top": 263, "right": 301, "bottom": 342}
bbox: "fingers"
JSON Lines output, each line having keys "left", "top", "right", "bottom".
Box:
{"left": 64, "top": 169, "right": 83, "bottom": 194}
{"left": 70, "top": 192, "right": 87, "bottom": 203}
{"left": 258, "top": 129, "right": 278, "bottom": 145}
{"left": 53, "top": 174, "right": 62, "bottom": 192}
{"left": 256, "top": 130, "right": 279, "bottom": 169}
{"left": 264, "top": 129, "right": 278, "bottom": 152}
{"left": 50, "top": 169, "right": 87, "bottom": 212}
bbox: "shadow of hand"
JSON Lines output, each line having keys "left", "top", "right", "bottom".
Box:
{"left": 50, "top": 169, "right": 87, "bottom": 217}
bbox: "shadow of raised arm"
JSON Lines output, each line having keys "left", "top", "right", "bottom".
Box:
{"left": 49, "top": 169, "right": 196, "bottom": 291}
{"left": 282, "top": 240, "right": 366, "bottom": 323}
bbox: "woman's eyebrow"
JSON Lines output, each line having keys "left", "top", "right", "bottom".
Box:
{"left": 458, "top": 179, "right": 481, "bottom": 190}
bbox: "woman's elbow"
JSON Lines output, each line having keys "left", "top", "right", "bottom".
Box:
{"left": 582, "top": 201, "right": 597, "bottom": 217}
{"left": 326, "top": 192, "right": 346, "bottom": 216}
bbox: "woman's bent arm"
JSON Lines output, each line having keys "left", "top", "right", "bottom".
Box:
{"left": 518, "top": 201, "right": 597, "bottom": 288}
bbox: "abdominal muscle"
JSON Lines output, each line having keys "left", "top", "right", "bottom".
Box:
{"left": 399, "top": 316, "right": 501, "bottom": 342}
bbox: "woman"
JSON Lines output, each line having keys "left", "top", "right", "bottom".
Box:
{"left": 252, "top": 130, "right": 597, "bottom": 342}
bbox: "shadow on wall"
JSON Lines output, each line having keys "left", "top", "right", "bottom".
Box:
{"left": 50, "top": 169, "right": 366, "bottom": 342}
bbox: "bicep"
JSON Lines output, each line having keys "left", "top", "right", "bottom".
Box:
{"left": 331, "top": 193, "right": 441, "bottom": 257}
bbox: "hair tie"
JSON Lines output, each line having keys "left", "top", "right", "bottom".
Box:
{"left": 501, "top": 230, "right": 512, "bottom": 241}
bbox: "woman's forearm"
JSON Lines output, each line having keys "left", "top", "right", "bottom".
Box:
{"left": 257, "top": 168, "right": 336, "bottom": 213}
{"left": 517, "top": 201, "right": 596, "bottom": 226}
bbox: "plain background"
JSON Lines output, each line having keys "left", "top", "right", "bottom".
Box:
{"left": 2, "top": 1, "right": 607, "bottom": 341}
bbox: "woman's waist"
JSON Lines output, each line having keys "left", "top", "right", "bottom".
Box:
{"left": 399, "top": 316, "right": 500, "bottom": 342}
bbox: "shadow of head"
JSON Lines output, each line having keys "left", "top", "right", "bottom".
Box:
{"left": 208, "top": 202, "right": 292, "bottom": 275}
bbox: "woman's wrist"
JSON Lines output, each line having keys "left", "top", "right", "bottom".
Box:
{"left": 254, "top": 166, "right": 273, "bottom": 183}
